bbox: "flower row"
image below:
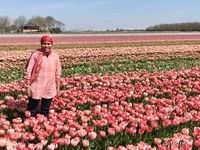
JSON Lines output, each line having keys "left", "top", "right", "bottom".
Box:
{"left": 1, "top": 34, "right": 200, "bottom": 45}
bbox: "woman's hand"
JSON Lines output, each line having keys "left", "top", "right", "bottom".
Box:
{"left": 56, "top": 89, "right": 61, "bottom": 97}
{"left": 27, "top": 86, "right": 31, "bottom": 97}
{"left": 56, "top": 79, "right": 61, "bottom": 97}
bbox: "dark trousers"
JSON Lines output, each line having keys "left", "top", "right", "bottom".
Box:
{"left": 27, "top": 97, "right": 52, "bottom": 117}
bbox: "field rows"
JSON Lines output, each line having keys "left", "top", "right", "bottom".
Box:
{"left": 1, "top": 34, "right": 200, "bottom": 45}
{"left": 0, "top": 34, "right": 199, "bottom": 149}
{"left": 0, "top": 44, "right": 200, "bottom": 66}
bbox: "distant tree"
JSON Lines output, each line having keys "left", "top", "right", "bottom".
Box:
{"left": 0, "top": 16, "right": 11, "bottom": 33}
{"left": 27, "top": 16, "right": 65, "bottom": 33}
{"left": 13, "top": 16, "right": 27, "bottom": 33}
{"left": 28, "top": 16, "right": 47, "bottom": 31}
{"left": 54, "top": 20, "right": 65, "bottom": 29}
{"left": 146, "top": 22, "right": 200, "bottom": 31}
{"left": 9, "top": 25, "right": 18, "bottom": 33}
{"left": 45, "top": 16, "right": 56, "bottom": 29}
{"left": 45, "top": 16, "right": 65, "bottom": 33}
{"left": 115, "top": 28, "right": 124, "bottom": 32}
{"left": 0, "top": 15, "right": 66, "bottom": 34}
{"left": 49, "top": 19, "right": 65, "bottom": 33}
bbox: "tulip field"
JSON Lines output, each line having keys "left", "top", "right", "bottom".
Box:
{"left": 0, "top": 33, "right": 200, "bottom": 150}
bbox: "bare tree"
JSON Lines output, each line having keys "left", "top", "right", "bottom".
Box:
{"left": 54, "top": 20, "right": 65, "bottom": 28}
{"left": 13, "top": 16, "right": 27, "bottom": 33}
{"left": 45, "top": 16, "right": 65, "bottom": 32}
{"left": 0, "top": 15, "right": 65, "bottom": 33}
{"left": 46, "top": 16, "right": 56, "bottom": 29}
{"left": 28, "top": 16, "right": 47, "bottom": 31}
{"left": 0, "top": 16, "right": 11, "bottom": 33}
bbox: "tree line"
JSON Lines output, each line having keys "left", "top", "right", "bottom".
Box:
{"left": 1, "top": 16, "right": 200, "bottom": 34}
{"left": 0, "top": 16, "right": 65, "bottom": 34}
{"left": 146, "top": 22, "right": 200, "bottom": 31}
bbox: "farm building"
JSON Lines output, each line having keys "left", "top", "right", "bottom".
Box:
{"left": 23, "top": 23, "right": 41, "bottom": 33}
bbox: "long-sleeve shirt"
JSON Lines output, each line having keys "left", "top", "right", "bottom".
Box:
{"left": 26, "top": 51, "right": 61, "bottom": 99}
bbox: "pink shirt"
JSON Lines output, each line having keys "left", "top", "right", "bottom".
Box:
{"left": 26, "top": 52, "right": 61, "bottom": 99}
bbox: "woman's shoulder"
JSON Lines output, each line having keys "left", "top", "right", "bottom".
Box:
{"left": 27, "top": 50, "right": 43, "bottom": 61}
{"left": 29, "top": 50, "right": 40, "bottom": 58}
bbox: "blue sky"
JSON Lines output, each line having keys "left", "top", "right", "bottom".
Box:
{"left": 0, "top": 0, "right": 200, "bottom": 31}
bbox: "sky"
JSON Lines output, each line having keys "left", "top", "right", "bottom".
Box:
{"left": 0, "top": 0, "right": 200, "bottom": 31}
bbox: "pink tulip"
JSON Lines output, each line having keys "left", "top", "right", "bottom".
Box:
{"left": 69, "top": 127, "right": 77, "bottom": 137}
{"left": 126, "top": 144, "right": 137, "bottom": 150}
{"left": 146, "top": 126, "right": 153, "bottom": 133}
{"left": 16, "top": 142, "right": 26, "bottom": 150}
{"left": 157, "top": 144, "right": 168, "bottom": 150}
{"left": 77, "top": 129, "right": 87, "bottom": 137}
{"left": 10, "top": 132, "right": 22, "bottom": 140}
{"left": 194, "top": 139, "right": 200, "bottom": 148}
{"left": 71, "top": 137, "right": 80, "bottom": 146}
{"left": 86, "top": 126, "right": 94, "bottom": 132}
{"left": 150, "top": 120, "right": 159, "bottom": 128}
{"left": 62, "top": 125, "right": 69, "bottom": 132}
{"left": 154, "top": 138, "right": 162, "bottom": 145}
{"left": 47, "top": 143, "right": 57, "bottom": 150}
{"left": 0, "top": 138, "right": 7, "bottom": 147}
{"left": 28, "top": 133, "right": 36, "bottom": 141}
{"left": 24, "top": 120, "right": 30, "bottom": 127}
{"left": 162, "top": 119, "right": 172, "bottom": 127}
{"left": 138, "top": 128, "right": 145, "bottom": 135}
{"left": 0, "top": 129, "right": 5, "bottom": 135}
{"left": 7, "top": 128, "right": 15, "bottom": 135}
{"left": 88, "top": 131, "right": 97, "bottom": 140}
{"left": 27, "top": 143, "right": 35, "bottom": 150}
{"left": 107, "top": 147, "right": 116, "bottom": 150}
{"left": 62, "top": 134, "right": 71, "bottom": 145}
{"left": 108, "top": 127, "right": 116, "bottom": 136}
{"left": 114, "top": 125, "right": 122, "bottom": 133}
{"left": 25, "top": 111, "right": 31, "bottom": 118}
{"left": 42, "top": 139, "right": 48, "bottom": 145}
{"left": 84, "top": 110, "right": 91, "bottom": 115}
{"left": 82, "top": 139, "right": 90, "bottom": 147}
{"left": 99, "top": 130, "right": 106, "bottom": 137}
{"left": 54, "top": 131, "right": 60, "bottom": 138}
{"left": 119, "top": 121, "right": 128, "bottom": 130}
{"left": 6, "top": 141, "right": 18, "bottom": 150}
{"left": 117, "top": 146, "right": 127, "bottom": 150}
{"left": 45, "top": 124, "right": 54, "bottom": 134}
{"left": 35, "top": 143, "right": 44, "bottom": 150}
{"left": 193, "top": 127, "right": 200, "bottom": 138}
{"left": 126, "top": 127, "right": 136, "bottom": 135}
{"left": 182, "top": 128, "right": 189, "bottom": 135}
{"left": 137, "top": 141, "right": 155, "bottom": 150}
{"left": 64, "top": 137, "right": 71, "bottom": 145}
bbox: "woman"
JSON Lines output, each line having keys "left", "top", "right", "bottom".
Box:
{"left": 25, "top": 35, "right": 61, "bottom": 117}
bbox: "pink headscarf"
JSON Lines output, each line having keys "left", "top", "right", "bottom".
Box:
{"left": 40, "top": 35, "right": 53, "bottom": 45}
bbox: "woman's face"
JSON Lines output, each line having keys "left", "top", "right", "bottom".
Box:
{"left": 41, "top": 41, "right": 52, "bottom": 52}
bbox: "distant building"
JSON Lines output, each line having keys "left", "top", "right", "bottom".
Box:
{"left": 23, "top": 23, "right": 63, "bottom": 33}
{"left": 23, "top": 23, "right": 41, "bottom": 33}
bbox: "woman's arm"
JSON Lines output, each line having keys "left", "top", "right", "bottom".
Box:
{"left": 25, "top": 53, "right": 36, "bottom": 96}
{"left": 55, "top": 54, "right": 62, "bottom": 96}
